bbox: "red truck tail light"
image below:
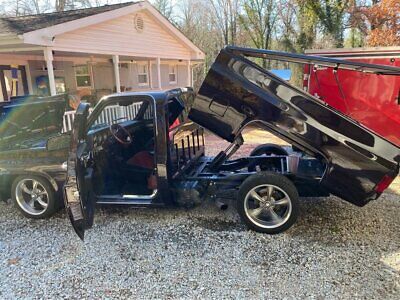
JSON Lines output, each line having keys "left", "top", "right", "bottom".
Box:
{"left": 375, "top": 175, "right": 395, "bottom": 193}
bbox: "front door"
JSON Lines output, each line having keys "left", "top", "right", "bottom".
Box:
{"left": 64, "top": 95, "right": 159, "bottom": 239}
{"left": 64, "top": 103, "right": 95, "bottom": 240}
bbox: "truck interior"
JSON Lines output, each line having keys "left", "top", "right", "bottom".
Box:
{"left": 87, "top": 97, "right": 157, "bottom": 199}
{"left": 84, "top": 94, "right": 189, "bottom": 202}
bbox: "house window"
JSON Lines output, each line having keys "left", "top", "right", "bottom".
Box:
{"left": 75, "top": 65, "right": 91, "bottom": 88}
{"left": 169, "top": 65, "right": 177, "bottom": 84}
{"left": 137, "top": 63, "right": 149, "bottom": 86}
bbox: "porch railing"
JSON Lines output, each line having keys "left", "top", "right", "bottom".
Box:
{"left": 63, "top": 111, "right": 77, "bottom": 133}
{"left": 62, "top": 103, "right": 150, "bottom": 132}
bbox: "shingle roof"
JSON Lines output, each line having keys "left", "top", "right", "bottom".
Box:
{"left": 0, "top": 2, "right": 138, "bottom": 35}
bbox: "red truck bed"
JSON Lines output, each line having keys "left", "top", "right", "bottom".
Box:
{"left": 304, "top": 47, "right": 400, "bottom": 146}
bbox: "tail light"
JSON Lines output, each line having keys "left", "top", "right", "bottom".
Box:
{"left": 375, "top": 174, "right": 395, "bottom": 193}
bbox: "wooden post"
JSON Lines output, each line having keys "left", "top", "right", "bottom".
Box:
{"left": 44, "top": 48, "right": 56, "bottom": 96}
{"left": 112, "top": 55, "right": 121, "bottom": 93}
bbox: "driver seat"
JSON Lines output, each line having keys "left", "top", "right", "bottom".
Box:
{"left": 126, "top": 151, "right": 155, "bottom": 169}
{"left": 124, "top": 151, "right": 157, "bottom": 190}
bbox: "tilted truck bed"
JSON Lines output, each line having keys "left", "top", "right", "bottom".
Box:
{"left": 189, "top": 46, "right": 400, "bottom": 206}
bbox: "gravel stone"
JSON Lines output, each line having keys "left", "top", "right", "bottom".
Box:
{"left": 0, "top": 129, "right": 399, "bottom": 299}
{"left": 0, "top": 193, "right": 399, "bottom": 299}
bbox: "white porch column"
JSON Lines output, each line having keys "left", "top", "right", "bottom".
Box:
{"left": 25, "top": 63, "right": 33, "bottom": 94}
{"left": 156, "top": 57, "right": 162, "bottom": 90}
{"left": 44, "top": 48, "right": 56, "bottom": 96}
{"left": 112, "top": 55, "right": 121, "bottom": 93}
{"left": 148, "top": 60, "right": 153, "bottom": 89}
{"left": 186, "top": 60, "right": 191, "bottom": 87}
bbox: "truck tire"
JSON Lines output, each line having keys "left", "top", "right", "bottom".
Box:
{"left": 237, "top": 172, "right": 299, "bottom": 234}
{"left": 11, "top": 175, "right": 58, "bottom": 219}
{"left": 248, "top": 144, "right": 288, "bottom": 172}
{"left": 250, "top": 143, "right": 288, "bottom": 157}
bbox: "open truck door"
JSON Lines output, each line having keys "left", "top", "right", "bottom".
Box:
{"left": 64, "top": 103, "right": 95, "bottom": 240}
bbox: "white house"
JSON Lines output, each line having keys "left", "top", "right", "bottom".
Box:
{"left": 0, "top": 1, "right": 205, "bottom": 102}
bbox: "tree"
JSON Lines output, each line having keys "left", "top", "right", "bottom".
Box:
{"left": 208, "top": 0, "right": 240, "bottom": 45}
{"left": 303, "top": 0, "right": 351, "bottom": 47}
{"left": 1, "top": 0, "right": 50, "bottom": 16}
{"left": 56, "top": 0, "right": 68, "bottom": 11}
{"left": 239, "top": 0, "right": 278, "bottom": 67}
{"left": 175, "top": 0, "right": 218, "bottom": 88}
{"left": 152, "top": 0, "right": 174, "bottom": 20}
{"left": 350, "top": 0, "right": 400, "bottom": 46}
{"left": 278, "top": 0, "right": 317, "bottom": 86}
{"left": 344, "top": 27, "right": 364, "bottom": 47}
{"left": 278, "top": 0, "right": 317, "bottom": 53}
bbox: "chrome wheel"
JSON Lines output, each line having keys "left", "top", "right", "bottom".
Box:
{"left": 15, "top": 179, "right": 49, "bottom": 216}
{"left": 244, "top": 184, "right": 292, "bottom": 229}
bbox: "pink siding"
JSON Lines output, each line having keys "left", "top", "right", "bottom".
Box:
{"left": 53, "top": 11, "right": 192, "bottom": 59}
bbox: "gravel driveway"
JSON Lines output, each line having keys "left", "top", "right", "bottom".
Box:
{"left": 0, "top": 129, "right": 399, "bottom": 299}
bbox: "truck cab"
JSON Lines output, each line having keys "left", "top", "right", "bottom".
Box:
{"left": 64, "top": 88, "right": 204, "bottom": 239}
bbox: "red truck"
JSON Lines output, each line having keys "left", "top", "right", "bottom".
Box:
{"left": 304, "top": 47, "right": 400, "bottom": 147}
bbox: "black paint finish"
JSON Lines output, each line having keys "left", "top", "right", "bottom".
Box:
{"left": 0, "top": 95, "right": 69, "bottom": 198}
{"left": 189, "top": 47, "right": 400, "bottom": 206}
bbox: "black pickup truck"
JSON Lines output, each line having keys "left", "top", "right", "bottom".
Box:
{"left": 0, "top": 47, "right": 399, "bottom": 238}
{"left": 64, "top": 47, "right": 400, "bottom": 239}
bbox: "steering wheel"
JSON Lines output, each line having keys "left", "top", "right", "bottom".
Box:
{"left": 110, "top": 123, "right": 132, "bottom": 145}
